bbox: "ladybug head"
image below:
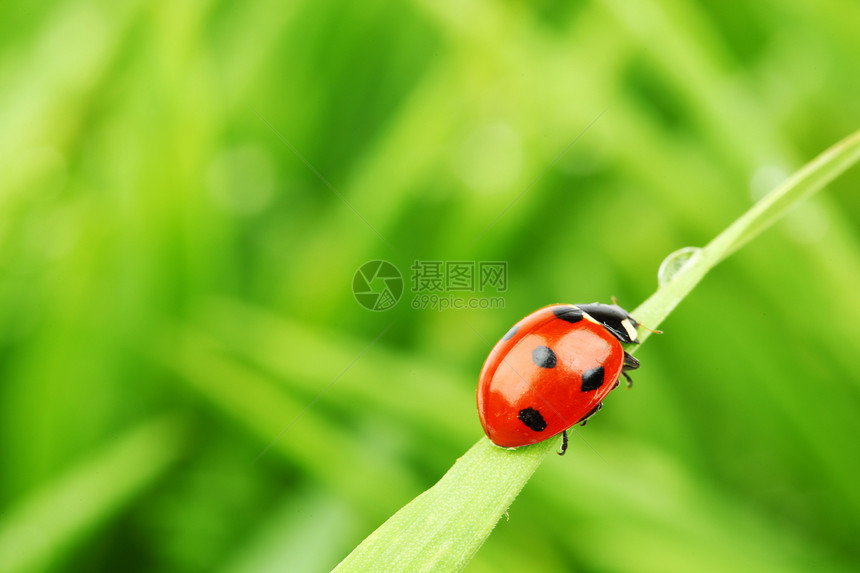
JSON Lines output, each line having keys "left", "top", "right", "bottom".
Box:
{"left": 575, "top": 303, "right": 640, "bottom": 344}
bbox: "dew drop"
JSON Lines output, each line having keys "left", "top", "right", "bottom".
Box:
{"left": 658, "top": 246, "right": 703, "bottom": 286}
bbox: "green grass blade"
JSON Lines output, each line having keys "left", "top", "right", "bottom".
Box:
{"left": 332, "top": 127, "right": 860, "bottom": 573}
{"left": 632, "top": 127, "right": 860, "bottom": 338}
{"left": 334, "top": 437, "right": 555, "bottom": 573}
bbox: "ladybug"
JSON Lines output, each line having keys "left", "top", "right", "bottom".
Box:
{"left": 477, "top": 303, "right": 642, "bottom": 455}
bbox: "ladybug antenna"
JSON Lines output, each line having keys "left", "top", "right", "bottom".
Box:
{"left": 638, "top": 322, "right": 663, "bottom": 335}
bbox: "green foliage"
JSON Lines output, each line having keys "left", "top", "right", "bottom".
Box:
{"left": 2, "top": 1, "right": 860, "bottom": 572}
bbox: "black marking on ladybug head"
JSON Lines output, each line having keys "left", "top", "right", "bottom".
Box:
{"left": 552, "top": 305, "right": 583, "bottom": 324}
{"left": 581, "top": 365, "right": 605, "bottom": 392}
{"left": 518, "top": 407, "right": 547, "bottom": 432}
{"left": 502, "top": 324, "right": 519, "bottom": 341}
{"left": 575, "top": 303, "right": 640, "bottom": 344}
{"left": 532, "top": 345, "right": 557, "bottom": 368}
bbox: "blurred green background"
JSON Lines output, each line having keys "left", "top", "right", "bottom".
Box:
{"left": 2, "top": 0, "right": 860, "bottom": 571}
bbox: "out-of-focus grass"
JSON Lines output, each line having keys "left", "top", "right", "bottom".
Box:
{"left": 0, "top": 416, "right": 186, "bottom": 572}
{"left": 1, "top": 0, "right": 860, "bottom": 571}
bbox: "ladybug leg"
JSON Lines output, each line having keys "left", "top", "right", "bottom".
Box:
{"left": 557, "top": 430, "right": 568, "bottom": 456}
{"left": 623, "top": 351, "right": 640, "bottom": 371}
{"left": 622, "top": 371, "right": 633, "bottom": 388}
{"left": 622, "top": 351, "right": 639, "bottom": 388}
{"left": 578, "top": 402, "right": 603, "bottom": 427}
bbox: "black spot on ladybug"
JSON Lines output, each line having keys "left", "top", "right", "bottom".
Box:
{"left": 532, "top": 345, "right": 557, "bottom": 368}
{"left": 518, "top": 407, "right": 547, "bottom": 432}
{"left": 581, "top": 366, "right": 605, "bottom": 392}
{"left": 502, "top": 325, "right": 519, "bottom": 341}
{"left": 552, "top": 306, "right": 583, "bottom": 324}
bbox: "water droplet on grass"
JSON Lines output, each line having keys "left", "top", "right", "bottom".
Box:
{"left": 658, "top": 247, "right": 703, "bottom": 285}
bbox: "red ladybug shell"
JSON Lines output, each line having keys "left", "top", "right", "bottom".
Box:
{"left": 477, "top": 304, "right": 626, "bottom": 448}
